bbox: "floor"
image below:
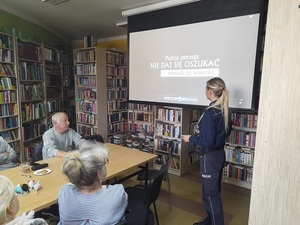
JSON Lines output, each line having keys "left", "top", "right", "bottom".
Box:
{"left": 135, "top": 161, "right": 251, "bottom": 225}
{"left": 46, "top": 161, "right": 251, "bottom": 225}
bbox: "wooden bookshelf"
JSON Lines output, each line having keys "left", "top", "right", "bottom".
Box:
{"left": 0, "top": 32, "right": 22, "bottom": 158}
{"left": 17, "top": 39, "right": 47, "bottom": 161}
{"left": 62, "top": 51, "right": 75, "bottom": 129}
{"left": 223, "top": 112, "right": 257, "bottom": 189}
{"left": 44, "top": 46, "right": 63, "bottom": 127}
{"left": 154, "top": 106, "right": 190, "bottom": 176}
{"left": 74, "top": 47, "right": 128, "bottom": 142}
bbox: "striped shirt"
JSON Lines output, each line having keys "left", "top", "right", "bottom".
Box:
{"left": 58, "top": 183, "right": 128, "bottom": 225}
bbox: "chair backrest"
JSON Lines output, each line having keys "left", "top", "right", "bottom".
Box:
{"left": 32, "top": 141, "right": 43, "bottom": 163}
{"left": 82, "top": 134, "right": 104, "bottom": 143}
{"left": 144, "top": 164, "right": 166, "bottom": 207}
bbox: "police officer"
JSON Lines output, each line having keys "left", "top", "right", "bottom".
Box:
{"left": 182, "top": 77, "right": 231, "bottom": 225}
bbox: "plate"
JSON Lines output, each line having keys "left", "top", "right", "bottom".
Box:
{"left": 33, "top": 168, "right": 52, "bottom": 176}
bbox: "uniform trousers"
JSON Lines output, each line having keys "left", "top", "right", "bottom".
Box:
{"left": 199, "top": 149, "right": 225, "bottom": 225}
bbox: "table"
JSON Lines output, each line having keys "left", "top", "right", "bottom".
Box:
{"left": 0, "top": 143, "right": 157, "bottom": 215}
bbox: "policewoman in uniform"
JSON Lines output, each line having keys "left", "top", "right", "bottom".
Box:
{"left": 182, "top": 77, "right": 231, "bottom": 225}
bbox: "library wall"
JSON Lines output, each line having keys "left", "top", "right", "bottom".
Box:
{"left": 248, "top": 0, "right": 300, "bottom": 224}
{"left": 72, "top": 38, "right": 127, "bottom": 52}
{"left": 0, "top": 9, "right": 71, "bottom": 51}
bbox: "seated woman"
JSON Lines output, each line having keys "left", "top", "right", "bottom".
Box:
{"left": 0, "top": 175, "right": 47, "bottom": 225}
{"left": 0, "top": 136, "right": 18, "bottom": 171}
{"left": 58, "top": 141, "right": 128, "bottom": 225}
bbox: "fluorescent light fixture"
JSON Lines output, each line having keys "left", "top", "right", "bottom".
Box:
{"left": 116, "top": 21, "right": 128, "bottom": 28}
{"left": 122, "top": 0, "right": 201, "bottom": 17}
{"left": 42, "top": 0, "right": 69, "bottom": 5}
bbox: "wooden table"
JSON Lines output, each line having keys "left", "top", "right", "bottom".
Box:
{"left": 0, "top": 143, "right": 156, "bottom": 215}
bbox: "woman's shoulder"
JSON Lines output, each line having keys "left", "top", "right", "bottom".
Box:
{"left": 105, "top": 184, "right": 125, "bottom": 193}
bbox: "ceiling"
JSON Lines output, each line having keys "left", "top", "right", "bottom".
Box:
{"left": 0, "top": 0, "right": 165, "bottom": 41}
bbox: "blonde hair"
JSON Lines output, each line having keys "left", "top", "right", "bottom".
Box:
{"left": 0, "top": 175, "right": 17, "bottom": 224}
{"left": 206, "top": 77, "right": 230, "bottom": 131}
{"left": 62, "top": 141, "right": 109, "bottom": 189}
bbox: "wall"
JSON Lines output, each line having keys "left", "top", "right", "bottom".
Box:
{"left": 72, "top": 37, "right": 127, "bottom": 52}
{"left": 0, "top": 9, "right": 71, "bottom": 51}
{"left": 248, "top": 0, "right": 300, "bottom": 224}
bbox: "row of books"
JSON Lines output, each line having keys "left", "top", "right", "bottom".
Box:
{"left": 45, "top": 63, "right": 61, "bottom": 75}
{"left": 77, "top": 124, "right": 98, "bottom": 136}
{"left": 46, "top": 99, "right": 63, "bottom": 113}
{"left": 19, "top": 62, "right": 44, "bottom": 81}
{"left": 63, "top": 65, "right": 72, "bottom": 77}
{"left": 107, "top": 77, "right": 127, "bottom": 88}
{"left": 76, "top": 63, "right": 96, "bottom": 75}
{"left": 128, "top": 122, "right": 154, "bottom": 134}
{"left": 128, "top": 111, "right": 153, "bottom": 122}
{"left": 19, "top": 84, "right": 44, "bottom": 101}
{"left": 0, "top": 63, "right": 15, "bottom": 76}
{"left": 106, "top": 65, "right": 127, "bottom": 76}
{"left": 106, "top": 51, "right": 126, "bottom": 65}
{"left": 21, "top": 103, "right": 45, "bottom": 122}
{"left": 157, "top": 108, "right": 182, "bottom": 122}
{"left": 0, "top": 130, "right": 17, "bottom": 141}
{"left": 155, "top": 154, "right": 180, "bottom": 170}
{"left": 0, "top": 90, "right": 17, "bottom": 103}
{"left": 0, "top": 49, "right": 14, "bottom": 63}
{"left": 107, "top": 121, "right": 128, "bottom": 135}
{"left": 44, "top": 48, "right": 61, "bottom": 62}
{"left": 128, "top": 103, "right": 154, "bottom": 111}
{"left": 223, "top": 164, "right": 253, "bottom": 183}
{"left": 18, "top": 42, "right": 42, "bottom": 62}
{"left": 76, "top": 88, "right": 96, "bottom": 100}
{"left": 0, "top": 117, "right": 18, "bottom": 129}
{"left": 74, "top": 50, "right": 96, "bottom": 63}
{"left": 22, "top": 123, "right": 46, "bottom": 142}
{"left": 156, "top": 123, "right": 182, "bottom": 138}
{"left": 231, "top": 112, "right": 258, "bottom": 129}
{"left": 225, "top": 146, "right": 254, "bottom": 166}
{"left": 0, "top": 103, "right": 18, "bottom": 117}
{"left": 227, "top": 130, "right": 256, "bottom": 147}
{"left": 77, "top": 112, "right": 97, "bottom": 125}
{"left": 107, "top": 100, "right": 127, "bottom": 112}
{"left": 107, "top": 111, "right": 127, "bottom": 124}
{"left": 76, "top": 100, "right": 97, "bottom": 113}
{"left": 155, "top": 138, "right": 181, "bottom": 155}
{"left": 75, "top": 77, "right": 96, "bottom": 88}
{"left": 107, "top": 89, "right": 127, "bottom": 100}
{"left": 0, "top": 34, "right": 13, "bottom": 49}
{"left": 1, "top": 77, "right": 16, "bottom": 90}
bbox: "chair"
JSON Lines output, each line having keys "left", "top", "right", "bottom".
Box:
{"left": 136, "top": 142, "right": 175, "bottom": 210}
{"left": 31, "top": 141, "right": 43, "bottom": 163}
{"left": 82, "top": 134, "right": 104, "bottom": 143}
{"left": 125, "top": 164, "right": 166, "bottom": 225}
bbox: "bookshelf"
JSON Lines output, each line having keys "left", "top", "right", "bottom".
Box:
{"left": 44, "top": 46, "right": 63, "bottom": 127}
{"left": 17, "top": 39, "right": 47, "bottom": 161}
{"left": 74, "top": 47, "right": 128, "bottom": 142}
{"left": 0, "top": 32, "right": 21, "bottom": 157}
{"left": 154, "top": 106, "right": 190, "bottom": 176}
{"left": 125, "top": 103, "right": 155, "bottom": 152}
{"left": 62, "top": 51, "right": 75, "bottom": 129}
{"left": 223, "top": 112, "right": 257, "bottom": 189}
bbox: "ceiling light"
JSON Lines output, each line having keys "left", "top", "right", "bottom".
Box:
{"left": 122, "top": 0, "right": 201, "bottom": 17}
{"left": 42, "top": 0, "right": 69, "bottom": 5}
{"left": 116, "top": 21, "right": 128, "bottom": 28}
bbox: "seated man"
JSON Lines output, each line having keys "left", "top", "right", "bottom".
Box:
{"left": 0, "top": 136, "right": 18, "bottom": 171}
{"left": 42, "top": 112, "right": 86, "bottom": 159}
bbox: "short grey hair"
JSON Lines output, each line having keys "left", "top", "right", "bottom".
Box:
{"left": 61, "top": 141, "right": 109, "bottom": 189}
{"left": 51, "top": 112, "right": 66, "bottom": 124}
